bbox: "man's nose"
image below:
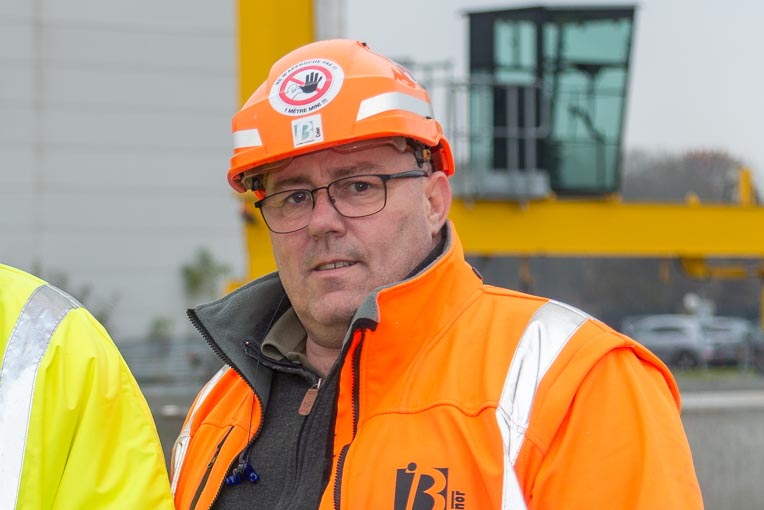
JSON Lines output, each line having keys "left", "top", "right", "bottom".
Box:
{"left": 306, "top": 187, "right": 345, "bottom": 236}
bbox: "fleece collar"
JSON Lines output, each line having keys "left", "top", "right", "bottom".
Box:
{"left": 189, "top": 221, "right": 481, "bottom": 385}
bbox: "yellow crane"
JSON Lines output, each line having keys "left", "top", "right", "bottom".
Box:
{"left": 233, "top": 1, "right": 764, "bottom": 326}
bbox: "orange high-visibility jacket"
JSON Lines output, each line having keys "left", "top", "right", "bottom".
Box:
{"left": 171, "top": 224, "right": 702, "bottom": 509}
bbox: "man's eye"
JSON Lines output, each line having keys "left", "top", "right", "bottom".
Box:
{"left": 350, "top": 181, "right": 371, "bottom": 193}
{"left": 338, "top": 178, "right": 378, "bottom": 194}
{"left": 284, "top": 191, "right": 311, "bottom": 205}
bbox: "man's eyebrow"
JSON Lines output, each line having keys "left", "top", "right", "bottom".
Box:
{"left": 268, "top": 175, "right": 311, "bottom": 191}
{"left": 268, "top": 161, "right": 381, "bottom": 191}
{"left": 327, "top": 162, "right": 379, "bottom": 179}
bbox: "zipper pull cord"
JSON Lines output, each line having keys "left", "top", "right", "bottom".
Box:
{"left": 224, "top": 298, "right": 286, "bottom": 488}
{"left": 225, "top": 363, "right": 261, "bottom": 486}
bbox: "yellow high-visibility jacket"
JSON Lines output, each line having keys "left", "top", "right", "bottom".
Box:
{"left": 0, "top": 263, "right": 173, "bottom": 509}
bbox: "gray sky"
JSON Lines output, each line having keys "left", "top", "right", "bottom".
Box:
{"left": 627, "top": 0, "right": 763, "bottom": 183}
{"left": 346, "top": 0, "right": 764, "bottom": 189}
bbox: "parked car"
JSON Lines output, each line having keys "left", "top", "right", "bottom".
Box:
{"left": 621, "top": 314, "right": 753, "bottom": 370}
{"left": 700, "top": 316, "right": 755, "bottom": 367}
{"left": 750, "top": 321, "right": 764, "bottom": 374}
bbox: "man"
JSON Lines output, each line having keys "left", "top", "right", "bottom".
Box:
{"left": 171, "top": 39, "right": 702, "bottom": 509}
{"left": 0, "top": 263, "right": 174, "bottom": 508}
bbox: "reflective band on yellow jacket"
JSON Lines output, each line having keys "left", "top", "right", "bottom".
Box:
{"left": 172, "top": 225, "right": 702, "bottom": 509}
{"left": 0, "top": 264, "right": 174, "bottom": 509}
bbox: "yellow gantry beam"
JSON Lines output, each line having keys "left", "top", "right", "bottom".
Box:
{"left": 236, "top": 196, "right": 764, "bottom": 282}
{"left": 450, "top": 197, "right": 764, "bottom": 258}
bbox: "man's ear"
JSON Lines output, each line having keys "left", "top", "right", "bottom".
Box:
{"left": 425, "top": 172, "right": 453, "bottom": 235}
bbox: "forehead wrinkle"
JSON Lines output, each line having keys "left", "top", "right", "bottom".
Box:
{"left": 267, "top": 160, "right": 383, "bottom": 192}
{"left": 326, "top": 161, "right": 380, "bottom": 179}
{"left": 266, "top": 174, "right": 311, "bottom": 192}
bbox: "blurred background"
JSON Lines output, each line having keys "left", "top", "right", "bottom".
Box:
{"left": 2, "top": 1, "right": 764, "bottom": 508}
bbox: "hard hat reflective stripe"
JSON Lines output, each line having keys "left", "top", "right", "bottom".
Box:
{"left": 356, "top": 91, "right": 433, "bottom": 121}
{"left": 171, "top": 365, "right": 229, "bottom": 494}
{"left": 496, "top": 300, "right": 588, "bottom": 509}
{"left": 0, "top": 284, "right": 78, "bottom": 508}
{"left": 233, "top": 128, "right": 263, "bottom": 149}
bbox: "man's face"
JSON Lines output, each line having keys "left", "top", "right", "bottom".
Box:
{"left": 263, "top": 140, "right": 449, "bottom": 345}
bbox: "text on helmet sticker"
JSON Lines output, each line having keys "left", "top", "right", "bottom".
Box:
{"left": 291, "top": 114, "right": 324, "bottom": 147}
{"left": 269, "top": 59, "right": 344, "bottom": 116}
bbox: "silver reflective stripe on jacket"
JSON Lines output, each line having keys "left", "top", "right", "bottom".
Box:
{"left": 496, "top": 300, "right": 588, "bottom": 509}
{"left": 0, "top": 284, "right": 78, "bottom": 508}
{"left": 171, "top": 365, "right": 229, "bottom": 494}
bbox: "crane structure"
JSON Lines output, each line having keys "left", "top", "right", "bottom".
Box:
{"left": 233, "top": 1, "right": 764, "bottom": 325}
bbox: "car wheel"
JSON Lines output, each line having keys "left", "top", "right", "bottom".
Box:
{"left": 673, "top": 350, "right": 700, "bottom": 370}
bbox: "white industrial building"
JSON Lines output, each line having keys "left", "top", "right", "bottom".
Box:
{"left": 0, "top": 1, "right": 242, "bottom": 339}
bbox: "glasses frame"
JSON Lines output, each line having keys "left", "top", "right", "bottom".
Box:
{"left": 254, "top": 169, "right": 428, "bottom": 234}
{"left": 239, "top": 137, "right": 412, "bottom": 194}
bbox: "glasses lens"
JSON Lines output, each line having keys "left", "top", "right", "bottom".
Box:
{"left": 256, "top": 171, "right": 424, "bottom": 233}
{"left": 260, "top": 189, "right": 314, "bottom": 233}
{"left": 329, "top": 175, "right": 386, "bottom": 218}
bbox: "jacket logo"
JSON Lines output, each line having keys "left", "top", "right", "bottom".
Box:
{"left": 394, "top": 462, "right": 466, "bottom": 510}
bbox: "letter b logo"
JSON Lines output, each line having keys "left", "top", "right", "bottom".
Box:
{"left": 394, "top": 463, "right": 448, "bottom": 510}
{"left": 291, "top": 114, "right": 324, "bottom": 147}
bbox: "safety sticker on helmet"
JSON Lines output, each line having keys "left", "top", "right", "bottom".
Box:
{"left": 269, "top": 59, "right": 344, "bottom": 116}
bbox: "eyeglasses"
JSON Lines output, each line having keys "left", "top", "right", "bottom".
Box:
{"left": 254, "top": 170, "right": 428, "bottom": 234}
{"left": 238, "top": 137, "right": 414, "bottom": 193}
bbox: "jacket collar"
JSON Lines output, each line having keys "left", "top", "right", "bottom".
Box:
{"left": 189, "top": 221, "right": 481, "bottom": 384}
{"left": 350, "top": 222, "right": 483, "bottom": 345}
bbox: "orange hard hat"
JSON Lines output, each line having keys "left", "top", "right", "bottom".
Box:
{"left": 228, "top": 39, "right": 454, "bottom": 193}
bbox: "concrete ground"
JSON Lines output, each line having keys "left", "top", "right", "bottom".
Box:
{"left": 676, "top": 370, "right": 764, "bottom": 510}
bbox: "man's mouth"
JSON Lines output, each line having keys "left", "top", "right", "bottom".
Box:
{"left": 315, "top": 261, "right": 355, "bottom": 271}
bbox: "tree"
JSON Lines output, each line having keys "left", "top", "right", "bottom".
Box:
{"left": 621, "top": 149, "right": 746, "bottom": 203}
{"left": 30, "top": 264, "right": 120, "bottom": 332}
{"left": 180, "top": 247, "right": 231, "bottom": 302}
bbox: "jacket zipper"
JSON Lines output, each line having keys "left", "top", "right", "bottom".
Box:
{"left": 299, "top": 377, "right": 323, "bottom": 416}
{"left": 243, "top": 334, "right": 330, "bottom": 509}
{"left": 333, "top": 330, "right": 366, "bottom": 509}
{"left": 186, "top": 310, "right": 268, "bottom": 510}
{"left": 187, "top": 309, "right": 249, "bottom": 390}
{"left": 189, "top": 426, "right": 234, "bottom": 510}
{"left": 279, "top": 376, "right": 326, "bottom": 506}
